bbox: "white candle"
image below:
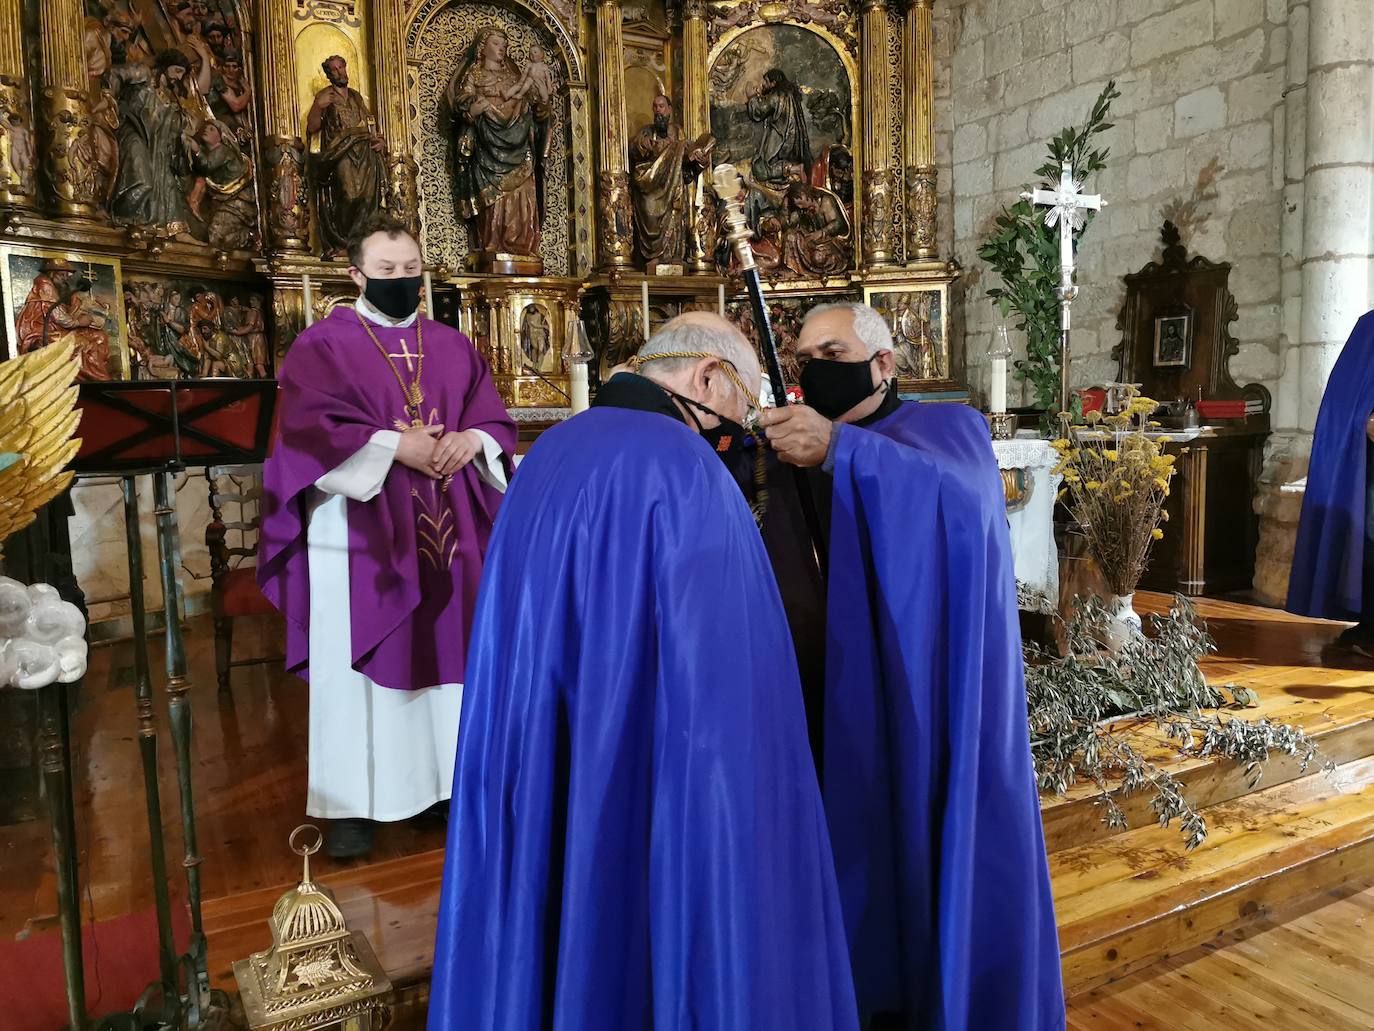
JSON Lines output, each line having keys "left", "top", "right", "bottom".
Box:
{"left": 570, "top": 362, "right": 590, "bottom": 414}
{"left": 641, "top": 281, "right": 651, "bottom": 340}
{"left": 718, "top": 284, "right": 726, "bottom": 316}
{"left": 991, "top": 356, "right": 1008, "bottom": 414}
{"left": 423, "top": 270, "right": 435, "bottom": 319}
{"left": 302, "top": 273, "right": 314, "bottom": 327}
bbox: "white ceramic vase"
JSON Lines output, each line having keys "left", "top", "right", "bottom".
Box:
{"left": 1102, "top": 592, "right": 1143, "bottom": 653}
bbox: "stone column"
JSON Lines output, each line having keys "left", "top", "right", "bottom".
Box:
{"left": 595, "top": 0, "right": 634, "bottom": 272}
{"left": 860, "top": 0, "right": 897, "bottom": 268}
{"left": 904, "top": 0, "right": 937, "bottom": 262}
{"left": 1254, "top": 0, "right": 1374, "bottom": 604}
{"left": 682, "top": 0, "right": 712, "bottom": 273}
{"left": 0, "top": 0, "right": 36, "bottom": 210}
{"left": 257, "top": 0, "right": 309, "bottom": 251}
{"left": 372, "top": 0, "right": 418, "bottom": 227}
{"left": 38, "top": 0, "right": 101, "bottom": 218}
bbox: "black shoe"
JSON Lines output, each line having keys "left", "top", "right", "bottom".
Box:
{"left": 325, "top": 818, "right": 375, "bottom": 858}
{"left": 422, "top": 800, "right": 450, "bottom": 822}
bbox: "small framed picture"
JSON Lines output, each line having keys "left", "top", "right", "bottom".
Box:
{"left": 863, "top": 278, "right": 954, "bottom": 386}
{"left": 1, "top": 245, "right": 129, "bottom": 379}
{"left": 1153, "top": 312, "right": 1192, "bottom": 368}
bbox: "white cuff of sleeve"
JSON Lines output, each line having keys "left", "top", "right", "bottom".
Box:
{"left": 314, "top": 430, "right": 400, "bottom": 501}
{"left": 469, "top": 429, "right": 509, "bottom": 493}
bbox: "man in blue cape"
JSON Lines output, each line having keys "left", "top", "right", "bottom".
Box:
{"left": 428, "top": 312, "right": 858, "bottom": 1030}
{"left": 1288, "top": 311, "right": 1374, "bottom": 653}
{"left": 759, "top": 303, "right": 1064, "bottom": 1030}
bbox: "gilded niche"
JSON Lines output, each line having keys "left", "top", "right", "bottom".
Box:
{"left": 409, "top": 1, "right": 572, "bottom": 277}
{"left": 708, "top": 23, "right": 855, "bottom": 283}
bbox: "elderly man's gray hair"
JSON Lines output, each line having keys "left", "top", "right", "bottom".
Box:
{"left": 804, "top": 302, "right": 894, "bottom": 357}
{"left": 634, "top": 313, "right": 760, "bottom": 401}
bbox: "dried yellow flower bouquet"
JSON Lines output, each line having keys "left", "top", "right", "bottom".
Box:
{"left": 1052, "top": 390, "right": 1177, "bottom": 598}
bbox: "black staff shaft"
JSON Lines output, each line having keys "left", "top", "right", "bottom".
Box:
{"left": 739, "top": 268, "right": 828, "bottom": 572}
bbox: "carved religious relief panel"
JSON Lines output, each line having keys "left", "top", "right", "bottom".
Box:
{"left": 123, "top": 274, "right": 273, "bottom": 379}
{"left": 707, "top": 22, "right": 857, "bottom": 284}
{"left": 84, "top": 0, "right": 263, "bottom": 252}
{"left": 407, "top": 0, "right": 577, "bottom": 278}
{"left": 725, "top": 291, "right": 859, "bottom": 387}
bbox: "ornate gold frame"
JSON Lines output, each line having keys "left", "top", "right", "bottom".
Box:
{"left": 705, "top": 20, "right": 864, "bottom": 275}
{"left": 863, "top": 275, "right": 955, "bottom": 389}
{"left": 403, "top": 0, "right": 595, "bottom": 277}
{"left": 0, "top": 244, "right": 130, "bottom": 377}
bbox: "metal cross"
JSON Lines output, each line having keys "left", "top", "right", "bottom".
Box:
{"left": 1021, "top": 161, "right": 1106, "bottom": 416}
{"left": 388, "top": 337, "right": 418, "bottom": 373}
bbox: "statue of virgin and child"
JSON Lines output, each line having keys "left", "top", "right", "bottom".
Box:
{"left": 447, "top": 27, "right": 554, "bottom": 275}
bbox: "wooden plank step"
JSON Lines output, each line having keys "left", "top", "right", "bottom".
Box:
{"left": 1040, "top": 685, "right": 1374, "bottom": 853}
{"left": 1055, "top": 755, "right": 1374, "bottom": 996}
{"left": 1039, "top": 591, "right": 1374, "bottom": 854}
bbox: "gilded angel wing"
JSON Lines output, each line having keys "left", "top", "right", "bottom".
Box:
{"left": 0, "top": 342, "right": 82, "bottom": 552}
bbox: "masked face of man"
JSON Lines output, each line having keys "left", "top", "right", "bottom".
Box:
{"left": 796, "top": 308, "right": 897, "bottom": 423}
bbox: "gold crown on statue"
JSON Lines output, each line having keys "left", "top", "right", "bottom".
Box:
{"left": 233, "top": 826, "right": 392, "bottom": 1030}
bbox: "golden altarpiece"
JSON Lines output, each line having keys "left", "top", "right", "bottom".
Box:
{"left": 0, "top": 0, "right": 956, "bottom": 410}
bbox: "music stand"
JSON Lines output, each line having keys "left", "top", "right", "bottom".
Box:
{"left": 73, "top": 378, "right": 277, "bottom": 473}
{"left": 56, "top": 379, "right": 278, "bottom": 1026}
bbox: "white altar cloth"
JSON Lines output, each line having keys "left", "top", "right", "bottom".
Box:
{"left": 993, "top": 436, "right": 1062, "bottom": 612}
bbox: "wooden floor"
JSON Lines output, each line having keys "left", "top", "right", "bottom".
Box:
{"left": 1067, "top": 883, "right": 1374, "bottom": 1029}
{"left": 3, "top": 595, "right": 1373, "bottom": 1025}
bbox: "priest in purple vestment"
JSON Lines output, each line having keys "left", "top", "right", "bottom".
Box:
{"left": 759, "top": 303, "right": 1064, "bottom": 1030}
{"left": 258, "top": 218, "right": 516, "bottom": 858}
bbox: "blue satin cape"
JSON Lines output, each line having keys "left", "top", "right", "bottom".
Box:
{"left": 1287, "top": 311, "right": 1374, "bottom": 620}
{"left": 428, "top": 407, "right": 859, "bottom": 1031}
{"left": 824, "top": 402, "right": 1064, "bottom": 1030}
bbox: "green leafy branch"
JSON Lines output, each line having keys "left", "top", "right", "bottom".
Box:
{"left": 977, "top": 81, "right": 1122, "bottom": 420}
{"left": 1026, "top": 595, "right": 1325, "bottom": 850}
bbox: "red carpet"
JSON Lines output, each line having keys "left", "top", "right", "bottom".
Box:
{"left": 0, "top": 904, "right": 192, "bottom": 1030}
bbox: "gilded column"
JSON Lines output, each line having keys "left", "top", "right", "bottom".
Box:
{"left": 682, "top": 0, "right": 712, "bottom": 273}
{"left": 257, "top": 0, "right": 308, "bottom": 251}
{"left": 39, "top": 0, "right": 101, "bottom": 218}
{"left": 0, "top": 0, "right": 36, "bottom": 209}
{"left": 371, "top": 0, "right": 418, "bottom": 227}
{"left": 860, "top": 0, "right": 896, "bottom": 268}
{"left": 595, "top": 0, "right": 634, "bottom": 271}
{"left": 905, "top": 0, "right": 938, "bottom": 261}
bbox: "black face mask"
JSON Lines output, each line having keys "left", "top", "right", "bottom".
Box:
{"left": 799, "top": 354, "right": 884, "bottom": 420}
{"left": 670, "top": 390, "right": 746, "bottom": 460}
{"left": 362, "top": 274, "right": 424, "bottom": 320}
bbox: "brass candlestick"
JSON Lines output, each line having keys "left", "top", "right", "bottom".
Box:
{"left": 989, "top": 412, "right": 1017, "bottom": 440}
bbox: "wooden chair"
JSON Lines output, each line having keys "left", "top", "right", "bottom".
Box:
{"left": 205, "top": 464, "right": 279, "bottom": 692}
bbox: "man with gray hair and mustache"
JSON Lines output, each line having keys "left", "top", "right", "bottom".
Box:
{"left": 759, "top": 302, "right": 1065, "bottom": 1030}
{"left": 428, "top": 311, "right": 858, "bottom": 1031}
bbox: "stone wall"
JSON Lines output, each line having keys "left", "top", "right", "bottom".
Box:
{"left": 937, "top": 0, "right": 1289, "bottom": 408}
{"left": 935, "top": 0, "right": 1374, "bottom": 606}
{"left": 71, "top": 475, "right": 221, "bottom": 632}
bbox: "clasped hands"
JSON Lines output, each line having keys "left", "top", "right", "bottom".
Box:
{"left": 395, "top": 424, "right": 483, "bottom": 479}
{"left": 758, "top": 405, "right": 832, "bottom": 468}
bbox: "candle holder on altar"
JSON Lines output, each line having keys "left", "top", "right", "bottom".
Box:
{"left": 987, "top": 327, "right": 1015, "bottom": 439}
{"left": 989, "top": 412, "right": 1018, "bottom": 440}
{"left": 565, "top": 319, "right": 595, "bottom": 415}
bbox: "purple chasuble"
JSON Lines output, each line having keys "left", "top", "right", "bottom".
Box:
{"left": 258, "top": 305, "right": 517, "bottom": 691}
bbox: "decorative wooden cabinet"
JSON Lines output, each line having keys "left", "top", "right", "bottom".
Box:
{"left": 1116, "top": 224, "right": 1270, "bottom": 596}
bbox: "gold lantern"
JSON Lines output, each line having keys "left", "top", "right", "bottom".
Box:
{"left": 233, "top": 826, "right": 393, "bottom": 1030}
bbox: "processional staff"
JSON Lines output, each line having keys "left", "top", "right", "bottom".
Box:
{"left": 712, "top": 163, "right": 826, "bottom": 572}
{"left": 1022, "top": 161, "right": 1105, "bottom": 417}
